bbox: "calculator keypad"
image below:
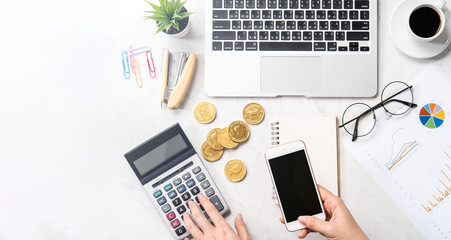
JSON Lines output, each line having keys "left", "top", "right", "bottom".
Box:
{"left": 153, "top": 164, "right": 226, "bottom": 239}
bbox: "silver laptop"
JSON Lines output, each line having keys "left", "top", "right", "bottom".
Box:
{"left": 205, "top": 0, "right": 378, "bottom": 97}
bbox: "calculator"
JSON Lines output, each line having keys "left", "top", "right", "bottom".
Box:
{"left": 124, "top": 123, "right": 229, "bottom": 239}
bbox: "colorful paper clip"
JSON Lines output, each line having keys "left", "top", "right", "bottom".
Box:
{"left": 129, "top": 46, "right": 143, "bottom": 88}
{"left": 122, "top": 51, "right": 130, "bottom": 79}
{"left": 146, "top": 50, "right": 157, "bottom": 79}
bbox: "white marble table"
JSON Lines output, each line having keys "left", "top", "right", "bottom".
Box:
{"left": 0, "top": 0, "right": 450, "bottom": 239}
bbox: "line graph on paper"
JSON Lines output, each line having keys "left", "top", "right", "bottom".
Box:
{"left": 386, "top": 128, "right": 421, "bottom": 171}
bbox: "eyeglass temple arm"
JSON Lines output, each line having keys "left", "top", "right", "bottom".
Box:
{"left": 383, "top": 98, "right": 418, "bottom": 108}
{"left": 352, "top": 117, "right": 360, "bottom": 142}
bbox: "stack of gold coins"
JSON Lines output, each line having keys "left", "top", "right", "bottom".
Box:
{"left": 195, "top": 101, "right": 265, "bottom": 182}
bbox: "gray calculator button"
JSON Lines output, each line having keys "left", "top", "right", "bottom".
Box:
{"left": 192, "top": 166, "right": 201, "bottom": 174}
{"left": 173, "top": 178, "right": 182, "bottom": 186}
{"left": 201, "top": 180, "right": 211, "bottom": 190}
{"left": 209, "top": 195, "right": 224, "bottom": 212}
{"left": 182, "top": 172, "right": 191, "bottom": 180}
{"left": 205, "top": 188, "right": 215, "bottom": 197}
{"left": 161, "top": 203, "right": 171, "bottom": 213}
{"left": 196, "top": 173, "right": 206, "bottom": 182}
{"left": 190, "top": 186, "right": 200, "bottom": 196}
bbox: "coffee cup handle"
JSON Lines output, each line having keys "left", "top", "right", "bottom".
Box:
{"left": 434, "top": 0, "right": 446, "bottom": 9}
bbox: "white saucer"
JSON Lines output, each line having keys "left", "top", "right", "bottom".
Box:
{"left": 390, "top": 0, "right": 451, "bottom": 58}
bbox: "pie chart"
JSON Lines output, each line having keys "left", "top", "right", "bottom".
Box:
{"left": 419, "top": 103, "right": 445, "bottom": 129}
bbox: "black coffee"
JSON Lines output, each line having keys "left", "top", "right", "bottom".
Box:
{"left": 409, "top": 6, "right": 442, "bottom": 38}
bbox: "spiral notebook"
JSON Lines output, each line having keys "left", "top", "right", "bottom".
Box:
{"left": 271, "top": 116, "right": 340, "bottom": 197}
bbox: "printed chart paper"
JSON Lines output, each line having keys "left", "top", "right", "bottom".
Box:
{"left": 344, "top": 65, "right": 451, "bottom": 240}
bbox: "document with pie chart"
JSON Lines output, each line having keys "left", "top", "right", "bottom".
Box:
{"left": 345, "top": 65, "right": 451, "bottom": 240}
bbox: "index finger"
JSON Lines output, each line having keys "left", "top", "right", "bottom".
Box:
{"left": 317, "top": 185, "right": 337, "bottom": 202}
{"left": 198, "top": 194, "right": 227, "bottom": 226}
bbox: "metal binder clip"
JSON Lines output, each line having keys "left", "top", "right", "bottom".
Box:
{"left": 161, "top": 49, "right": 197, "bottom": 109}
{"left": 122, "top": 51, "right": 130, "bottom": 79}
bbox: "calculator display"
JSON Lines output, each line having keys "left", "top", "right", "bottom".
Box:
{"left": 133, "top": 134, "right": 188, "bottom": 176}
{"left": 269, "top": 150, "right": 322, "bottom": 222}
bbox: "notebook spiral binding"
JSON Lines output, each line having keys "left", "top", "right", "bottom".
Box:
{"left": 270, "top": 122, "right": 280, "bottom": 205}
{"left": 270, "top": 122, "right": 280, "bottom": 145}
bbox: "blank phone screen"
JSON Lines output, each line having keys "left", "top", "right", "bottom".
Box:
{"left": 269, "top": 150, "right": 322, "bottom": 222}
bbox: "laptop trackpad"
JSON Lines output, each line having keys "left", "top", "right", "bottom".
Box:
{"left": 260, "top": 56, "right": 321, "bottom": 93}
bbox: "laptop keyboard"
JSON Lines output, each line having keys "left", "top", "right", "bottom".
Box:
{"left": 211, "top": 0, "right": 371, "bottom": 52}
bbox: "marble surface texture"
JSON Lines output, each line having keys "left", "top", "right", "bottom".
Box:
{"left": 1, "top": 0, "right": 450, "bottom": 239}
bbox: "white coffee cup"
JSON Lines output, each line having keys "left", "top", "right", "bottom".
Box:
{"left": 407, "top": 0, "right": 447, "bottom": 42}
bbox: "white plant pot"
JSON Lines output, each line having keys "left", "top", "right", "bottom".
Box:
{"left": 166, "top": 20, "right": 190, "bottom": 38}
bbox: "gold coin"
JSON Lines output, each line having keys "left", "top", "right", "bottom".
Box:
{"left": 218, "top": 127, "right": 239, "bottom": 149}
{"left": 207, "top": 128, "right": 224, "bottom": 150}
{"left": 243, "top": 102, "right": 265, "bottom": 125}
{"left": 194, "top": 102, "right": 216, "bottom": 124}
{"left": 228, "top": 120, "right": 250, "bottom": 143}
{"left": 224, "top": 159, "right": 247, "bottom": 182}
{"left": 201, "top": 142, "right": 223, "bottom": 162}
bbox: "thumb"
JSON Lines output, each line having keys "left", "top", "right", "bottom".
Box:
{"left": 298, "top": 216, "right": 332, "bottom": 234}
{"left": 234, "top": 214, "right": 251, "bottom": 240}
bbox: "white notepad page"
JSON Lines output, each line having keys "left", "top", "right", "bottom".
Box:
{"left": 271, "top": 116, "right": 340, "bottom": 196}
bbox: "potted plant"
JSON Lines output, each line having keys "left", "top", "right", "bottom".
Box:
{"left": 145, "top": 0, "right": 193, "bottom": 38}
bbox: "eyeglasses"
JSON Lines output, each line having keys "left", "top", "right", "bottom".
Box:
{"left": 339, "top": 81, "right": 418, "bottom": 141}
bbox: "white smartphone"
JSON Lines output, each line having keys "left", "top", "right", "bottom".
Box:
{"left": 265, "top": 140, "right": 325, "bottom": 232}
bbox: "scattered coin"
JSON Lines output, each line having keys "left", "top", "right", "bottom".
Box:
{"left": 224, "top": 159, "right": 247, "bottom": 182}
{"left": 201, "top": 142, "right": 223, "bottom": 162}
{"left": 218, "top": 127, "right": 239, "bottom": 149}
{"left": 194, "top": 102, "right": 216, "bottom": 124}
{"left": 243, "top": 102, "right": 265, "bottom": 125}
{"left": 228, "top": 120, "right": 250, "bottom": 143}
{"left": 207, "top": 128, "right": 224, "bottom": 150}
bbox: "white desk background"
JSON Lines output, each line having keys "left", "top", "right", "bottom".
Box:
{"left": 0, "top": 0, "right": 450, "bottom": 239}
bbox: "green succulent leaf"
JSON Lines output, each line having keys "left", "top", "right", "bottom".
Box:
{"left": 145, "top": 0, "right": 194, "bottom": 34}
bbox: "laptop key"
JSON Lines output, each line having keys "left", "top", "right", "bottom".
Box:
{"left": 232, "top": 20, "right": 242, "bottom": 29}
{"left": 268, "top": 0, "right": 277, "bottom": 8}
{"left": 284, "top": 10, "right": 293, "bottom": 19}
{"left": 341, "top": 21, "right": 350, "bottom": 30}
{"left": 300, "top": 0, "right": 309, "bottom": 9}
{"left": 224, "top": 42, "right": 234, "bottom": 50}
{"left": 361, "top": 11, "right": 370, "bottom": 19}
{"left": 262, "top": 10, "right": 271, "bottom": 19}
{"left": 330, "top": 21, "right": 339, "bottom": 30}
{"left": 265, "top": 21, "right": 274, "bottom": 30}
{"left": 350, "top": 42, "right": 359, "bottom": 51}
{"left": 213, "top": 0, "right": 223, "bottom": 8}
{"left": 297, "top": 21, "right": 307, "bottom": 30}
{"left": 287, "top": 21, "right": 296, "bottom": 30}
{"left": 235, "top": 42, "right": 245, "bottom": 50}
{"left": 289, "top": 0, "right": 299, "bottom": 9}
{"left": 292, "top": 31, "right": 302, "bottom": 40}
{"left": 347, "top": 32, "right": 369, "bottom": 40}
{"left": 333, "top": 0, "right": 342, "bottom": 9}
{"left": 336, "top": 31, "right": 345, "bottom": 40}
{"left": 295, "top": 10, "right": 304, "bottom": 19}
{"left": 230, "top": 10, "right": 239, "bottom": 19}
{"left": 224, "top": 0, "right": 234, "bottom": 8}
{"left": 314, "top": 42, "right": 326, "bottom": 51}
{"left": 317, "top": 11, "right": 326, "bottom": 19}
{"left": 240, "top": 10, "right": 250, "bottom": 19}
{"left": 338, "top": 10, "right": 347, "bottom": 19}
{"left": 245, "top": 42, "right": 258, "bottom": 50}
{"left": 246, "top": 0, "right": 255, "bottom": 8}
{"left": 281, "top": 31, "right": 291, "bottom": 40}
{"left": 238, "top": 31, "right": 247, "bottom": 40}
{"left": 343, "top": 0, "right": 353, "bottom": 9}
{"left": 273, "top": 10, "right": 282, "bottom": 19}
{"left": 319, "top": 21, "right": 329, "bottom": 30}
{"left": 279, "top": 0, "right": 288, "bottom": 8}
{"left": 314, "top": 31, "right": 323, "bottom": 40}
{"left": 259, "top": 31, "right": 269, "bottom": 40}
{"left": 249, "top": 31, "right": 258, "bottom": 39}
{"left": 213, "top": 31, "right": 236, "bottom": 40}
{"left": 350, "top": 10, "right": 359, "bottom": 19}
{"left": 311, "top": 0, "right": 320, "bottom": 9}
{"left": 322, "top": 0, "right": 331, "bottom": 9}
{"left": 303, "top": 31, "right": 312, "bottom": 40}
{"left": 328, "top": 42, "right": 337, "bottom": 51}
{"left": 328, "top": 10, "right": 337, "bottom": 19}
{"left": 355, "top": 0, "right": 369, "bottom": 9}
{"left": 254, "top": 20, "right": 263, "bottom": 29}
{"left": 260, "top": 42, "right": 312, "bottom": 51}
{"left": 276, "top": 21, "right": 285, "bottom": 30}
{"left": 325, "top": 31, "right": 334, "bottom": 40}
{"left": 361, "top": 46, "right": 370, "bottom": 51}
{"left": 251, "top": 10, "right": 260, "bottom": 19}
{"left": 257, "top": 0, "right": 267, "bottom": 8}
{"left": 339, "top": 46, "right": 348, "bottom": 51}
{"left": 243, "top": 21, "right": 252, "bottom": 29}
{"left": 352, "top": 21, "right": 369, "bottom": 30}
{"left": 270, "top": 31, "right": 279, "bottom": 40}
{"left": 308, "top": 21, "right": 317, "bottom": 30}
{"left": 213, "top": 10, "right": 228, "bottom": 19}
{"left": 235, "top": 0, "right": 245, "bottom": 8}
{"left": 306, "top": 10, "right": 315, "bottom": 19}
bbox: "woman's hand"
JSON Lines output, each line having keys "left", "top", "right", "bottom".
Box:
{"left": 183, "top": 194, "right": 252, "bottom": 240}
{"left": 280, "top": 186, "right": 368, "bottom": 240}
